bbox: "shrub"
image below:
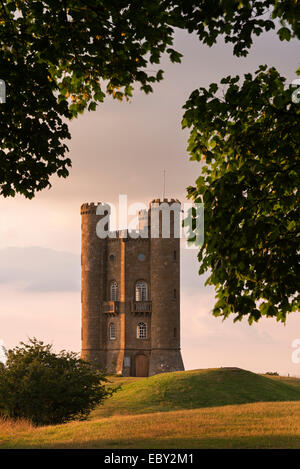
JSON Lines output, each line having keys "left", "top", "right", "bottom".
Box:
{"left": 0, "top": 338, "right": 114, "bottom": 426}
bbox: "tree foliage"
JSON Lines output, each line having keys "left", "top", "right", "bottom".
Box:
{"left": 0, "top": 0, "right": 299, "bottom": 197}
{"left": 183, "top": 66, "right": 300, "bottom": 323}
{"left": 180, "top": 2, "right": 300, "bottom": 323}
{"left": 0, "top": 0, "right": 180, "bottom": 197}
{"left": 0, "top": 338, "right": 114, "bottom": 425}
{"left": 171, "top": 0, "right": 300, "bottom": 56}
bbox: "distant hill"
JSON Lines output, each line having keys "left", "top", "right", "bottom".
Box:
{"left": 2, "top": 368, "right": 300, "bottom": 449}
{"left": 93, "top": 367, "right": 300, "bottom": 419}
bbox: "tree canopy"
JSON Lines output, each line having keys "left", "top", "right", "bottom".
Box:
{"left": 183, "top": 66, "right": 299, "bottom": 323}
{"left": 0, "top": 0, "right": 299, "bottom": 197}
{"left": 180, "top": 3, "right": 300, "bottom": 323}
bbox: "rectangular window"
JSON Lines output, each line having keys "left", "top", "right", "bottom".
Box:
{"left": 137, "top": 322, "right": 147, "bottom": 339}
{"left": 109, "top": 323, "right": 116, "bottom": 340}
{"left": 173, "top": 289, "right": 177, "bottom": 299}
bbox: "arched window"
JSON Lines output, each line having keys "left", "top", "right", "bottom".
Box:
{"left": 135, "top": 281, "right": 148, "bottom": 301}
{"left": 110, "top": 280, "right": 118, "bottom": 301}
{"left": 109, "top": 323, "right": 116, "bottom": 340}
{"left": 137, "top": 322, "right": 147, "bottom": 339}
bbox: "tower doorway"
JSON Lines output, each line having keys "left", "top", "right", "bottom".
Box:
{"left": 135, "top": 354, "right": 149, "bottom": 377}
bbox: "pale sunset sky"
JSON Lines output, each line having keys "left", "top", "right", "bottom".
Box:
{"left": 0, "top": 28, "right": 299, "bottom": 374}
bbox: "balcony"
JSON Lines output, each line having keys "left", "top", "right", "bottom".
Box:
{"left": 103, "top": 301, "right": 120, "bottom": 315}
{"left": 131, "top": 300, "right": 152, "bottom": 314}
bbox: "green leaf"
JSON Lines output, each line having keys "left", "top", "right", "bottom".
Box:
{"left": 278, "top": 27, "right": 291, "bottom": 41}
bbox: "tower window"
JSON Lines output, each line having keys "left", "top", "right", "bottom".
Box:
{"left": 137, "top": 322, "right": 147, "bottom": 339}
{"left": 173, "top": 250, "right": 177, "bottom": 261}
{"left": 109, "top": 254, "right": 115, "bottom": 263}
{"left": 109, "top": 323, "right": 116, "bottom": 340}
{"left": 110, "top": 280, "right": 118, "bottom": 301}
{"left": 135, "top": 281, "right": 148, "bottom": 301}
{"left": 173, "top": 289, "right": 177, "bottom": 299}
{"left": 174, "top": 327, "right": 177, "bottom": 338}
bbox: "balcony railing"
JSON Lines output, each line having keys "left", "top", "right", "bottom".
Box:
{"left": 131, "top": 300, "right": 152, "bottom": 314}
{"left": 103, "top": 301, "right": 120, "bottom": 314}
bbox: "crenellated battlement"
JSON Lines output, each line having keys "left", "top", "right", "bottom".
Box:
{"left": 81, "top": 199, "right": 181, "bottom": 215}
{"left": 80, "top": 202, "right": 105, "bottom": 215}
{"left": 149, "top": 198, "right": 180, "bottom": 207}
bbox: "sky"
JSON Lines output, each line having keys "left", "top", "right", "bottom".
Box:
{"left": 0, "top": 27, "right": 299, "bottom": 375}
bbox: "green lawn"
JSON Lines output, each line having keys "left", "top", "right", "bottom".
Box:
{"left": 1, "top": 368, "right": 300, "bottom": 449}
{"left": 92, "top": 367, "right": 300, "bottom": 419}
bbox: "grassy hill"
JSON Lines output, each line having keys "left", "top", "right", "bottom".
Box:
{"left": 1, "top": 368, "right": 300, "bottom": 449}
{"left": 93, "top": 367, "right": 300, "bottom": 419}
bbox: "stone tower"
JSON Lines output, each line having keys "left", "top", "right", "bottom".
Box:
{"left": 81, "top": 199, "right": 184, "bottom": 376}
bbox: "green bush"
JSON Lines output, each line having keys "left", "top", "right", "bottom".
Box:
{"left": 0, "top": 338, "right": 114, "bottom": 426}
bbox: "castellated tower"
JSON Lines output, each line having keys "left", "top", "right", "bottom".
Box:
{"left": 81, "top": 199, "right": 184, "bottom": 376}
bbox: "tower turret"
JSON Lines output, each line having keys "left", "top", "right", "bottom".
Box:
{"left": 148, "top": 199, "right": 184, "bottom": 375}
{"left": 81, "top": 202, "right": 107, "bottom": 368}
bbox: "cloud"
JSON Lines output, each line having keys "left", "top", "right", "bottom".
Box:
{"left": 0, "top": 246, "right": 80, "bottom": 292}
